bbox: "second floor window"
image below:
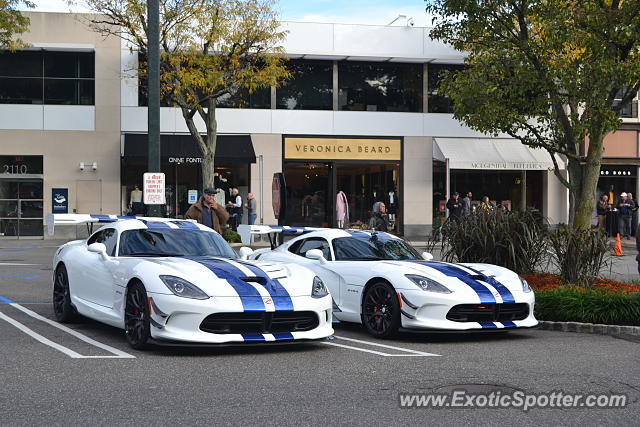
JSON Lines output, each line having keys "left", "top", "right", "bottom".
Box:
{"left": 427, "top": 64, "right": 465, "bottom": 113}
{"left": 0, "top": 51, "right": 95, "bottom": 105}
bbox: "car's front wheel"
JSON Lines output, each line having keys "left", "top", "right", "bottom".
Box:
{"left": 124, "top": 282, "right": 151, "bottom": 350}
{"left": 52, "top": 264, "right": 78, "bottom": 323}
{"left": 361, "top": 281, "right": 400, "bottom": 338}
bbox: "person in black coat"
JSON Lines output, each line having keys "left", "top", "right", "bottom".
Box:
{"left": 446, "top": 192, "right": 464, "bottom": 222}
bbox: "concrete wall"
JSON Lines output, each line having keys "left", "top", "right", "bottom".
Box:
{"left": 0, "top": 12, "right": 121, "bottom": 238}
{"left": 250, "top": 134, "right": 282, "bottom": 225}
{"left": 403, "top": 137, "right": 433, "bottom": 239}
{"left": 543, "top": 170, "right": 569, "bottom": 225}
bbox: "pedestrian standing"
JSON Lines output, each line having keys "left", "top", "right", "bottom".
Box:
{"left": 446, "top": 192, "right": 464, "bottom": 222}
{"left": 369, "top": 202, "right": 390, "bottom": 231}
{"left": 629, "top": 192, "right": 639, "bottom": 236}
{"left": 480, "top": 195, "right": 495, "bottom": 212}
{"left": 185, "top": 187, "right": 229, "bottom": 234}
{"left": 226, "top": 188, "right": 243, "bottom": 231}
{"left": 462, "top": 191, "right": 473, "bottom": 216}
{"left": 596, "top": 194, "right": 609, "bottom": 232}
{"left": 246, "top": 192, "right": 257, "bottom": 225}
{"left": 618, "top": 192, "right": 632, "bottom": 239}
{"left": 636, "top": 218, "right": 640, "bottom": 275}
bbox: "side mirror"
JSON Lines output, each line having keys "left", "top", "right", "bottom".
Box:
{"left": 88, "top": 242, "right": 108, "bottom": 260}
{"left": 422, "top": 251, "right": 434, "bottom": 261}
{"left": 239, "top": 246, "right": 254, "bottom": 260}
{"left": 305, "top": 249, "right": 327, "bottom": 264}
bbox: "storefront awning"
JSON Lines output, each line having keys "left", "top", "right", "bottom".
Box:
{"left": 123, "top": 134, "right": 256, "bottom": 163}
{"left": 433, "top": 138, "right": 565, "bottom": 170}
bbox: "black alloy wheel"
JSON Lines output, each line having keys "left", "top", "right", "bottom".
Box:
{"left": 52, "top": 264, "right": 78, "bottom": 322}
{"left": 124, "top": 282, "right": 152, "bottom": 350}
{"left": 361, "top": 281, "right": 400, "bottom": 338}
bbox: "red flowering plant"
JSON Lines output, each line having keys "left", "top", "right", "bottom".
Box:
{"left": 521, "top": 273, "right": 640, "bottom": 294}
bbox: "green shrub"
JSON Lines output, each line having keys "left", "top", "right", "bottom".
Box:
{"left": 441, "top": 210, "right": 548, "bottom": 274}
{"left": 549, "top": 227, "right": 608, "bottom": 287}
{"left": 221, "top": 226, "right": 241, "bottom": 243}
{"left": 535, "top": 287, "right": 640, "bottom": 326}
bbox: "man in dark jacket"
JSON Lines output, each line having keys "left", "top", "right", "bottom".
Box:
{"left": 446, "top": 192, "right": 464, "bottom": 222}
{"left": 185, "top": 187, "right": 229, "bottom": 234}
{"left": 369, "top": 202, "right": 390, "bottom": 231}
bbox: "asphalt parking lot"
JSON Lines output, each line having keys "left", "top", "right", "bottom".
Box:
{"left": 1, "top": 240, "right": 638, "bottom": 425}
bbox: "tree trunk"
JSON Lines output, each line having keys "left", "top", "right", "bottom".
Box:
{"left": 202, "top": 98, "right": 218, "bottom": 189}
{"left": 573, "top": 131, "right": 604, "bottom": 229}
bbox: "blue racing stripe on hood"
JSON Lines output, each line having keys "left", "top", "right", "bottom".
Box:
{"left": 463, "top": 265, "right": 515, "bottom": 303}
{"left": 409, "top": 261, "right": 496, "bottom": 304}
{"left": 192, "top": 258, "right": 265, "bottom": 311}
{"left": 235, "top": 261, "right": 294, "bottom": 311}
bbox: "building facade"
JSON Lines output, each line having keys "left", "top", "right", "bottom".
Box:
{"left": 2, "top": 13, "right": 638, "bottom": 238}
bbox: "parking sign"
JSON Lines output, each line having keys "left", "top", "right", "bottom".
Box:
{"left": 143, "top": 172, "right": 165, "bottom": 205}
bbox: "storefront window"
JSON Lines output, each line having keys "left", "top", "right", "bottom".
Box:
{"left": 283, "top": 162, "right": 332, "bottom": 227}
{"left": 338, "top": 61, "right": 423, "bottom": 112}
{"left": 428, "top": 64, "right": 465, "bottom": 113}
{"left": 449, "top": 170, "right": 543, "bottom": 213}
{"left": 276, "top": 60, "right": 332, "bottom": 110}
{"left": 336, "top": 163, "right": 400, "bottom": 230}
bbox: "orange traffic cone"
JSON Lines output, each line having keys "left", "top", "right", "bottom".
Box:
{"left": 613, "top": 233, "right": 624, "bottom": 256}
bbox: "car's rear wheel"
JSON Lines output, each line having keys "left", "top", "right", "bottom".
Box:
{"left": 52, "top": 264, "right": 78, "bottom": 322}
{"left": 361, "top": 281, "right": 400, "bottom": 338}
{"left": 124, "top": 282, "right": 151, "bottom": 350}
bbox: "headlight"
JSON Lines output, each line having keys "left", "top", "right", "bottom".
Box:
{"left": 405, "top": 274, "right": 452, "bottom": 294}
{"left": 160, "top": 275, "right": 209, "bottom": 300}
{"left": 520, "top": 277, "right": 532, "bottom": 293}
{"left": 311, "top": 276, "right": 328, "bottom": 298}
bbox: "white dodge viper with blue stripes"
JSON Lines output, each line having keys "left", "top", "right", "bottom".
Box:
{"left": 46, "top": 215, "right": 333, "bottom": 349}
{"left": 241, "top": 226, "right": 538, "bottom": 338}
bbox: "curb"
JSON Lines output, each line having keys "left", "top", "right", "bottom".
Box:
{"left": 538, "top": 320, "right": 640, "bottom": 337}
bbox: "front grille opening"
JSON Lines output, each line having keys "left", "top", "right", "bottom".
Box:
{"left": 446, "top": 303, "right": 529, "bottom": 323}
{"left": 200, "top": 311, "right": 319, "bottom": 334}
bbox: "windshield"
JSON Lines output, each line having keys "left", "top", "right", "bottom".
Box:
{"left": 118, "top": 229, "right": 236, "bottom": 258}
{"left": 332, "top": 233, "right": 422, "bottom": 261}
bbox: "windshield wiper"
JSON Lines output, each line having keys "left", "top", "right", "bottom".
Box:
{"left": 127, "top": 252, "right": 184, "bottom": 257}
{"left": 341, "top": 256, "right": 385, "bottom": 261}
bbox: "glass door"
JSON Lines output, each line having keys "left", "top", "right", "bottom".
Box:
{"left": 0, "top": 180, "right": 43, "bottom": 238}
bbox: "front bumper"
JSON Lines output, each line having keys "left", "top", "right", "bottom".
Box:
{"left": 147, "top": 292, "right": 334, "bottom": 344}
{"left": 397, "top": 289, "right": 538, "bottom": 331}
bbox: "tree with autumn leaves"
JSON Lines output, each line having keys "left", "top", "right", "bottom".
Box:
{"left": 426, "top": 0, "right": 640, "bottom": 228}
{"left": 0, "top": 0, "right": 34, "bottom": 49}
{"left": 85, "top": 0, "right": 289, "bottom": 188}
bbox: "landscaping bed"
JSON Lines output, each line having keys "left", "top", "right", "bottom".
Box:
{"left": 521, "top": 274, "right": 640, "bottom": 326}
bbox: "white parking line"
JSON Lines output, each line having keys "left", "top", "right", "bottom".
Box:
{"left": 0, "top": 263, "right": 42, "bottom": 266}
{"left": 1, "top": 304, "right": 135, "bottom": 359}
{"left": 323, "top": 335, "right": 440, "bottom": 357}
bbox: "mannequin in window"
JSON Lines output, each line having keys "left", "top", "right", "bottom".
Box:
{"left": 336, "top": 191, "right": 349, "bottom": 228}
{"left": 130, "top": 185, "right": 144, "bottom": 215}
{"left": 387, "top": 188, "right": 398, "bottom": 226}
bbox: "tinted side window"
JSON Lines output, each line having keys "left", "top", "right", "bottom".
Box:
{"left": 87, "top": 228, "right": 117, "bottom": 256}
{"left": 295, "top": 238, "right": 332, "bottom": 260}
{"left": 288, "top": 239, "right": 304, "bottom": 254}
{"left": 87, "top": 230, "right": 103, "bottom": 245}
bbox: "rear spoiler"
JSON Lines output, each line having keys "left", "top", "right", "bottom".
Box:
{"left": 237, "top": 225, "right": 327, "bottom": 247}
{"left": 46, "top": 214, "right": 197, "bottom": 236}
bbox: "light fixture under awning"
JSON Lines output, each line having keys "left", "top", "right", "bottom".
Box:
{"left": 433, "top": 138, "right": 565, "bottom": 170}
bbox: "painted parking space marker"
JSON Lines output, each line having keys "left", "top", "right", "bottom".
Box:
{"left": 0, "top": 274, "right": 40, "bottom": 279}
{"left": 5, "top": 303, "right": 135, "bottom": 359}
{"left": 323, "top": 335, "right": 440, "bottom": 357}
{"left": 0, "top": 263, "right": 41, "bottom": 266}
